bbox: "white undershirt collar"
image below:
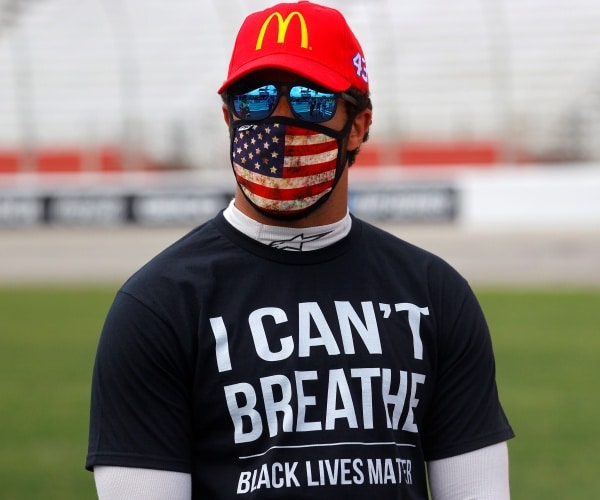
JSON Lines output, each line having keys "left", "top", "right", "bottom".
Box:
{"left": 223, "top": 199, "right": 352, "bottom": 251}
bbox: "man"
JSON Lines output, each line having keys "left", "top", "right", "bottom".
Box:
{"left": 87, "top": 2, "right": 514, "bottom": 498}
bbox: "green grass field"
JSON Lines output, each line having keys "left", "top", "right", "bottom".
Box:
{"left": 1, "top": 286, "right": 598, "bottom": 499}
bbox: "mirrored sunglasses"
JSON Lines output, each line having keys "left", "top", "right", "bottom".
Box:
{"left": 228, "top": 83, "right": 357, "bottom": 124}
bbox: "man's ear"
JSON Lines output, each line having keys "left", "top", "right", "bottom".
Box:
{"left": 222, "top": 104, "right": 231, "bottom": 127}
{"left": 348, "top": 109, "right": 372, "bottom": 151}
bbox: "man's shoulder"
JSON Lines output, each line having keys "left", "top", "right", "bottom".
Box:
{"left": 152, "top": 212, "right": 235, "bottom": 260}
{"left": 120, "top": 213, "right": 234, "bottom": 289}
{"left": 353, "top": 216, "right": 466, "bottom": 283}
{"left": 354, "top": 217, "right": 438, "bottom": 257}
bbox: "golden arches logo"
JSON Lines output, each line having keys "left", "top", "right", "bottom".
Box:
{"left": 255, "top": 11, "right": 308, "bottom": 50}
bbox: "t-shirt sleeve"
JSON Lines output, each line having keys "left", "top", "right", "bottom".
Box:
{"left": 86, "top": 291, "right": 194, "bottom": 473}
{"left": 421, "top": 275, "right": 514, "bottom": 461}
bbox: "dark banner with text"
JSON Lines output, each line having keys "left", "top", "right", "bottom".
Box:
{"left": 0, "top": 184, "right": 457, "bottom": 226}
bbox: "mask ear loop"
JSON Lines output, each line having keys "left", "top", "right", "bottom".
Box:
{"left": 335, "top": 105, "right": 360, "bottom": 171}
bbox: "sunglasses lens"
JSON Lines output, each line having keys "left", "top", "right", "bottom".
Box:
{"left": 231, "top": 84, "right": 338, "bottom": 123}
{"left": 232, "top": 84, "right": 278, "bottom": 120}
{"left": 289, "top": 86, "right": 336, "bottom": 123}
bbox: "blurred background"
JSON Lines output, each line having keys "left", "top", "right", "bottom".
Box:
{"left": 0, "top": 0, "right": 599, "bottom": 231}
{"left": 4, "top": 0, "right": 600, "bottom": 170}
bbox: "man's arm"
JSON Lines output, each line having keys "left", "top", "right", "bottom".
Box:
{"left": 427, "top": 442, "right": 510, "bottom": 500}
{"left": 94, "top": 466, "right": 191, "bottom": 500}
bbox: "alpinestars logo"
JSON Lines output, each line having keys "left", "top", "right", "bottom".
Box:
{"left": 269, "top": 231, "right": 332, "bottom": 251}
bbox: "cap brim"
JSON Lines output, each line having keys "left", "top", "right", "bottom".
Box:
{"left": 217, "top": 53, "right": 351, "bottom": 94}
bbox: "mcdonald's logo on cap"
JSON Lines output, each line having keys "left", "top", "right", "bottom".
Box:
{"left": 255, "top": 11, "right": 308, "bottom": 50}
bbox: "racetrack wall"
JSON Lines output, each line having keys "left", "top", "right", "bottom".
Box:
{"left": 1, "top": 164, "right": 599, "bottom": 228}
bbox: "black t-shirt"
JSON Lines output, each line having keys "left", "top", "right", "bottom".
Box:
{"left": 86, "top": 212, "right": 514, "bottom": 499}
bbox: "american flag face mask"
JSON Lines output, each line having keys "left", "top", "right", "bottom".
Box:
{"left": 230, "top": 117, "right": 349, "bottom": 219}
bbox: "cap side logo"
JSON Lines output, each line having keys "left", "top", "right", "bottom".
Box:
{"left": 255, "top": 11, "right": 308, "bottom": 50}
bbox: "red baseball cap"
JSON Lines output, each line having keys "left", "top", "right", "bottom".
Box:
{"left": 217, "top": 1, "right": 369, "bottom": 94}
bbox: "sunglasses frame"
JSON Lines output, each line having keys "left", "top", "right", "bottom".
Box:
{"left": 226, "top": 81, "right": 358, "bottom": 124}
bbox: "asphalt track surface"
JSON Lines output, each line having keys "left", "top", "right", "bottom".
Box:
{"left": 1, "top": 223, "right": 599, "bottom": 287}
